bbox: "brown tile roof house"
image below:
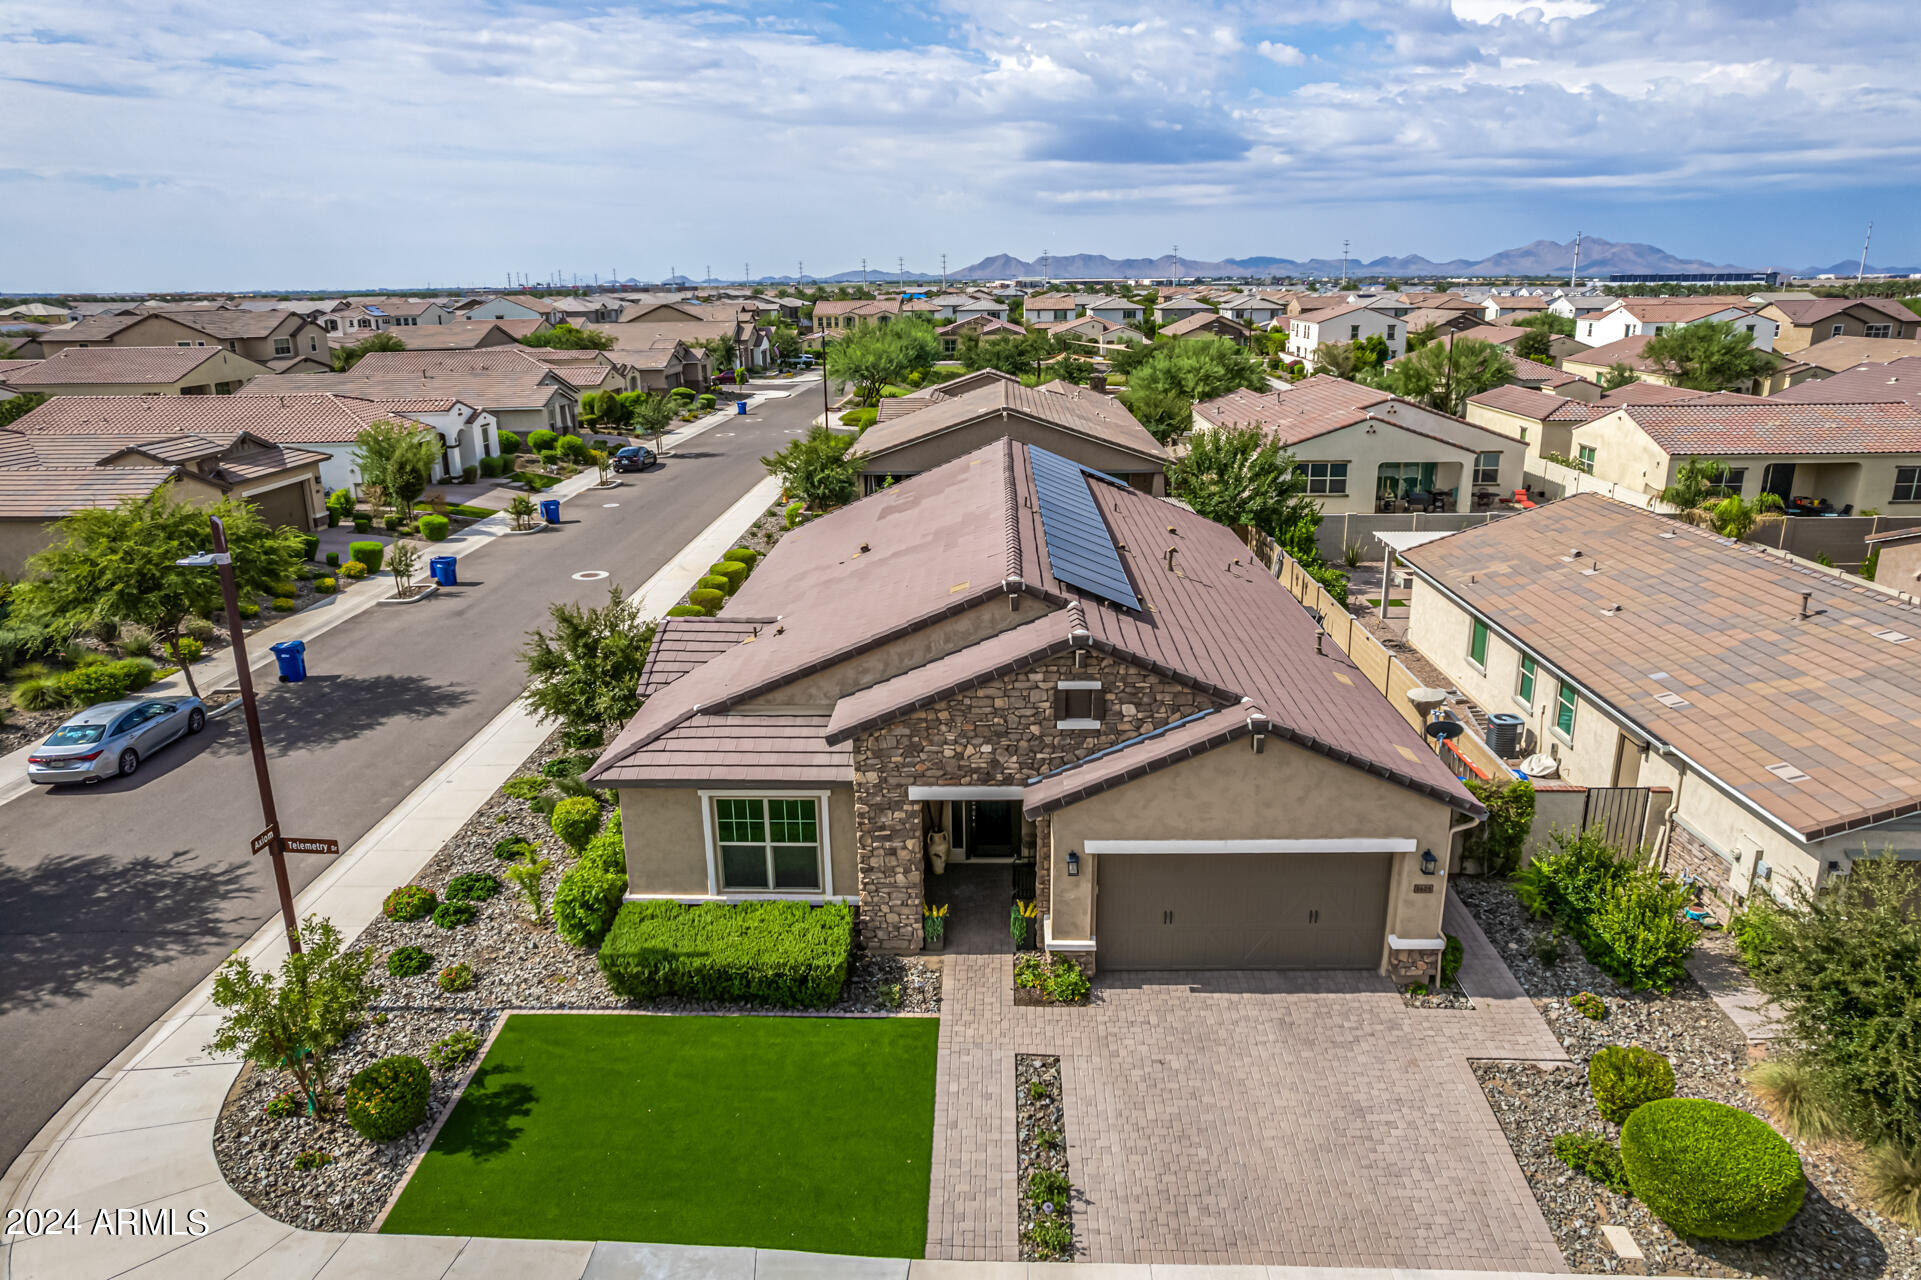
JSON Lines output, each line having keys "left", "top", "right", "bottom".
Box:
{"left": 381, "top": 319, "right": 521, "bottom": 350}
{"left": 1563, "top": 333, "right": 1660, "bottom": 375}
{"left": 1773, "top": 355, "right": 1921, "bottom": 411}
{"left": 4, "top": 391, "right": 473, "bottom": 445}
{"left": 588, "top": 438, "right": 1477, "bottom": 976}
{"left": 6, "top": 346, "right": 269, "bottom": 394}
{"left": 243, "top": 349, "right": 578, "bottom": 430}
{"left": 1466, "top": 384, "right": 1608, "bottom": 425}
{"left": 849, "top": 378, "right": 1168, "bottom": 495}
{"left": 1588, "top": 398, "right": 1921, "bottom": 456}
{"left": 1159, "top": 312, "right": 1253, "bottom": 344}
{"left": 1400, "top": 494, "right": 1921, "bottom": 903}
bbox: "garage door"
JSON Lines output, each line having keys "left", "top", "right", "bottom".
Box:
{"left": 1097, "top": 852, "right": 1391, "bottom": 970}
{"left": 246, "top": 480, "right": 312, "bottom": 531}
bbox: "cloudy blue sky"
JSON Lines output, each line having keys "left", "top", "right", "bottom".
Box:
{"left": 2, "top": 0, "right": 1916, "bottom": 291}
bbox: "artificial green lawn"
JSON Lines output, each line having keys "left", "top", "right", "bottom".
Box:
{"left": 380, "top": 1013, "right": 939, "bottom": 1256}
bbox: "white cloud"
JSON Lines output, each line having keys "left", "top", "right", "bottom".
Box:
{"left": 1256, "top": 39, "right": 1306, "bottom": 66}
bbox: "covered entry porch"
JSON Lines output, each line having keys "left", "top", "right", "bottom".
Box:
{"left": 911, "top": 785, "right": 1038, "bottom": 955}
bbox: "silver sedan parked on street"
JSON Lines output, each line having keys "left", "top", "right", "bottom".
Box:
{"left": 25, "top": 696, "right": 208, "bottom": 785}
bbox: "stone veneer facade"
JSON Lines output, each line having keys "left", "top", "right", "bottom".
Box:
{"left": 1663, "top": 821, "right": 1737, "bottom": 920}
{"left": 1386, "top": 945, "right": 1441, "bottom": 987}
{"left": 851, "top": 650, "right": 1222, "bottom": 952}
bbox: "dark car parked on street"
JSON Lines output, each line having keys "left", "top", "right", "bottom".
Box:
{"left": 612, "top": 445, "right": 658, "bottom": 472}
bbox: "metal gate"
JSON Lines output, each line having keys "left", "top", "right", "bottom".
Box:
{"left": 1584, "top": 787, "right": 1651, "bottom": 852}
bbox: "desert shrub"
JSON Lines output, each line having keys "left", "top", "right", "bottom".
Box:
{"left": 1620, "top": 1098, "right": 1805, "bottom": 1240}
{"left": 11, "top": 678, "right": 60, "bottom": 712}
{"left": 348, "top": 541, "right": 384, "bottom": 573}
{"left": 271, "top": 597, "right": 297, "bottom": 613}
{"left": 549, "top": 795, "right": 604, "bottom": 853}
{"left": 697, "top": 392, "right": 717, "bottom": 409}
{"left": 337, "top": 560, "right": 368, "bottom": 580}
{"left": 492, "top": 836, "right": 536, "bottom": 861}
{"left": 265, "top": 1090, "right": 302, "bottom": 1119}
{"left": 839, "top": 407, "right": 877, "bottom": 429}
{"left": 383, "top": 885, "right": 437, "bottom": 922}
{"left": 326, "top": 488, "right": 355, "bottom": 520}
{"left": 579, "top": 829, "right": 626, "bottom": 878}
{"left": 1025, "top": 1218, "right": 1072, "bottom": 1260}
{"left": 528, "top": 429, "right": 559, "bottom": 453}
{"left": 671, "top": 385, "right": 695, "bottom": 403}
{"left": 314, "top": 578, "right": 337, "bottom": 595}
{"left": 1744, "top": 1056, "right": 1843, "bottom": 1142}
{"left": 563, "top": 725, "right": 603, "bottom": 751}
{"left": 46, "top": 658, "right": 157, "bottom": 707}
{"left": 428, "top": 1028, "right": 482, "bottom": 1070}
{"left": 436, "top": 963, "right": 475, "bottom": 992}
{"left": 444, "top": 872, "right": 499, "bottom": 902}
{"left": 1590, "top": 1045, "right": 1676, "bottom": 1125}
{"left": 1512, "top": 826, "right": 1696, "bottom": 991}
{"left": 553, "top": 865, "right": 626, "bottom": 947}
{"left": 1864, "top": 1142, "right": 1921, "bottom": 1231}
{"left": 1571, "top": 991, "right": 1607, "bottom": 1020}
{"left": 293, "top": 1150, "right": 333, "bottom": 1171}
{"left": 784, "top": 500, "right": 804, "bottom": 529}
{"left": 1552, "top": 1130, "right": 1632, "bottom": 1195}
{"left": 723, "top": 547, "right": 759, "bottom": 567}
{"left": 1028, "top": 1167, "right": 1071, "bottom": 1205}
{"left": 117, "top": 623, "right": 156, "bottom": 658}
{"left": 598, "top": 901, "right": 853, "bottom": 1008}
{"left": 1463, "top": 777, "right": 1534, "bottom": 874}
{"left": 343, "top": 1055, "right": 431, "bottom": 1142}
{"left": 269, "top": 580, "right": 297, "bottom": 597}
{"left": 502, "top": 775, "right": 548, "bottom": 800}
{"left": 181, "top": 615, "right": 216, "bottom": 642}
{"left": 418, "top": 514, "right": 450, "bottom": 542}
{"left": 557, "top": 434, "right": 589, "bottom": 463}
{"left": 386, "top": 945, "right": 434, "bottom": 977}
{"left": 168, "top": 634, "right": 204, "bottom": 664}
{"left": 1046, "top": 958, "right": 1091, "bottom": 1003}
{"left": 687, "top": 588, "right": 725, "bottom": 614}
{"left": 540, "top": 753, "right": 595, "bottom": 779}
{"left": 432, "top": 900, "right": 477, "bottom": 929}
{"left": 236, "top": 601, "right": 260, "bottom": 618}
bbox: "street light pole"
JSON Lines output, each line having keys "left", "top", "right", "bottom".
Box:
{"left": 188, "top": 516, "right": 302, "bottom": 953}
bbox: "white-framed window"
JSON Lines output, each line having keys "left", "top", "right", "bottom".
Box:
{"left": 707, "top": 793, "right": 828, "bottom": 893}
{"left": 1467, "top": 619, "right": 1489, "bottom": 671}
{"left": 1577, "top": 444, "right": 1597, "bottom": 473}
{"left": 273, "top": 337, "right": 293, "bottom": 356}
{"left": 1831, "top": 323, "right": 1845, "bottom": 337}
{"left": 1554, "top": 681, "right": 1578, "bottom": 740}
{"left": 1866, "top": 323, "right": 1892, "bottom": 339}
{"left": 1894, "top": 466, "right": 1921, "bottom": 504}
{"left": 1349, "top": 324, "right": 1361, "bottom": 341}
{"left": 1055, "top": 680, "right": 1104, "bottom": 729}
{"left": 1516, "top": 655, "right": 1536, "bottom": 707}
{"left": 1304, "top": 461, "right": 1348, "bottom": 494}
{"left": 1473, "top": 451, "right": 1501, "bottom": 484}
{"left": 175, "top": 340, "right": 193, "bottom": 347}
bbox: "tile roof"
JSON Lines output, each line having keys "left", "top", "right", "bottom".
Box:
{"left": 938, "top": 316, "right": 1024, "bottom": 338}
{"left": 244, "top": 349, "right": 567, "bottom": 410}
{"left": 606, "top": 712, "right": 851, "bottom": 785}
{"left": 1766, "top": 297, "right": 1916, "bottom": 327}
{"left": 850, "top": 378, "right": 1166, "bottom": 465}
{"left": 6, "top": 393, "right": 464, "bottom": 444}
{"left": 39, "top": 313, "right": 148, "bottom": 343}
{"left": 1402, "top": 493, "right": 1921, "bottom": 840}
{"left": 1598, "top": 380, "right": 1703, "bottom": 405}
{"left": 592, "top": 439, "right": 1478, "bottom": 816}
{"left": 1467, "top": 384, "right": 1607, "bottom": 422}
{"left": 1197, "top": 376, "right": 1512, "bottom": 450}
{"left": 0, "top": 466, "right": 183, "bottom": 519}
{"left": 1590, "top": 399, "right": 1921, "bottom": 456}
{"left": 381, "top": 320, "right": 518, "bottom": 350}
{"left": 1773, "top": 355, "right": 1921, "bottom": 410}
{"left": 1565, "top": 334, "right": 1658, "bottom": 371}
{"left": 1505, "top": 353, "right": 1581, "bottom": 387}
{"left": 156, "top": 309, "right": 302, "bottom": 339}
{"left": 1615, "top": 300, "right": 1755, "bottom": 324}
{"left": 1160, "top": 312, "right": 1251, "bottom": 338}
{"left": 0, "top": 358, "right": 43, "bottom": 382}
{"left": 7, "top": 346, "right": 232, "bottom": 386}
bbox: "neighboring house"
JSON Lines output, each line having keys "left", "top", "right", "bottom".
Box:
{"left": 1283, "top": 305, "right": 1406, "bottom": 367}
{"left": 0, "top": 358, "right": 41, "bottom": 398}
{"left": 1756, "top": 297, "right": 1920, "bottom": 354}
{"left": 1863, "top": 526, "right": 1921, "bottom": 593}
{"left": 1482, "top": 295, "right": 1551, "bottom": 322}
{"left": 1083, "top": 297, "right": 1145, "bottom": 327}
{"left": 1578, "top": 300, "right": 1778, "bottom": 352}
{"left": 1215, "top": 293, "right": 1290, "bottom": 327}
{"left": 935, "top": 315, "right": 1024, "bottom": 355}
{"left": 850, "top": 376, "right": 1168, "bottom": 495}
{"left": 1022, "top": 294, "right": 1082, "bottom": 324}
{"left": 1771, "top": 337, "right": 1921, "bottom": 385}
{"left": 1192, "top": 376, "right": 1523, "bottom": 514}
{"left": 322, "top": 300, "right": 456, "bottom": 333}
{"left": 953, "top": 295, "right": 1011, "bottom": 324}
{"left": 463, "top": 294, "right": 563, "bottom": 324}
{"left": 585, "top": 437, "right": 1479, "bottom": 980}
{"left": 547, "top": 296, "right": 623, "bottom": 325}
{"left": 812, "top": 299, "right": 903, "bottom": 332}
{"left": 1464, "top": 382, "right": 1701, "bottom": 468}
{"left": 1565, "top": 395, "right": 1921, "bottom": 512}
{"left": 1561, "top": 334, "right": 1669, "bottom": 386}
{"left": 1772, "top": 354, "right": 1921, "bottom": 413}
{"left": 604, "top": 301, "right": 767, "bottom": 371}
{"left": 598, "top": 339, "right": 706, "bottom": 394}
{"left": 378, "top": 319, "right": 525, "bottom": 351}
{"left": 1160, "top": 312, "right": 1254, "bottom": 348}
{"left": 1400, "top": 494, "right": 1921, "bottom": 912}
{"left": 1034, "top": 315, "right": 1144, "bottom": 355}
{"left": 4, "top": 347, "right": 269, "bottom": 397}
{"left": 1151, "top": 297, "right": 1214, "bottom": 325}
{"left": 1401, "top": 308, "right": 1487, "bottom": 339}
{"left": 1548, "top": 293, "right": 1617, "bottom": 320}
{"left": 37, "top": 310, "right": 331, "bottom": 366}
{"left": 11, "top": 391, "right": 495, "bottom": 498}
{"left": 245, "top": 347, "right": 577, "bottom": 441}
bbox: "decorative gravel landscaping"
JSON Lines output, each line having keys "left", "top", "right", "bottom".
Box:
{"left": 380, "top": 1012, "right": 941, "bottom": 1256}
{"left": 1016, "top": 1053, "right": 1074, "bottom": 1262}
{"left": 1458, "top": 876, "right": 1920, "bottom": 1278}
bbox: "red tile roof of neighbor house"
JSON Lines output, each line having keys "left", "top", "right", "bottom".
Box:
{"left": 849, "top": 378, "right": 1166, "bottom": 465}
{"left": 1159, "top": 312, "right": 1250, "bottom": 338}
{"left": 0, "top": 465, "right": 185, "bottom": 519}
{"left": 1766, "top": 296, "right": 1917, "bottom": 327}
{"left": 1566, "top": 333, "right": 1660, "bottom": 371}
{"left": 5, "top": 392, "right": 468, "bottom": 444}
{"left": 1402, "top": 493, "right": 1921, "bottom": 841}
{"left": 1597, "top": 380, "right": 1702, "bottom": 405}
{"left": 245, "top": 349, "right": 568, "bottom": 411}
{"left": 7, "top": 346, "right": 240, "bottom": 386}
{"left": 591, "top": 438, "right": 1479, "bottom": 816}
{"left": 1591, "top": 399, "right": 1921, "bottom": 456}
{"left": 1773, "top": 355, "right": 1921, "bottom": 412}
{"left": 1467, "top": 384, "right": 1608, "bottom": 422}
{"left": 386, "top": 319, "right": 520, "bottom": 350}
{"left": 1196, "top": 376, "right": 1512, "bottom": 451}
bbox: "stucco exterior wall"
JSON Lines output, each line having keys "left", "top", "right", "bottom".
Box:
{"left": 38, "top": 315, "right": 207, "bottom": 354}
{"left": 851, "top": 651, "right": 1224, "bottom": 951}
{"left": 1040, "top": 737, "right": 1461, "bottom": 972}
{"left": 615, "top": 783, "right": 857, "bottom": 900}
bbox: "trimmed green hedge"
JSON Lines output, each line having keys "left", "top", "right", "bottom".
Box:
{"left": 553, "top": 865, "right": 626, "bottom": 947}
{"left": 344, "top": 1055, "right": 431, "bottom": 1143}
{"left": 1590, "top": 1045, "right": 1675, "bottom": 1125}
{"left": 48, "top": 658, "right": 157, "bottom": 707}
{"left": 1621, "top": 1099, "right": 1805, "bottom": 1239}
{"left": 419, "top": 514, "right": 450, "bottom": 542}
{"left": 687, "top": 588, "right": 725, "bottom": 613}
{"left": 664, "top": 605, "right": 707, "bottom": 617}
{"left": 696, "top": 574, "right": 731, "bottom": 594}
{"left": 708, "top": 560, "right": 748, "bottom": 590}
{"left": 348, "top": 540, "right": 384, "bottom": 572}
{"left": 598, "top": 901, "right": 854, "bottom": 1008}
{"left": 722, "top": 547, "right": 759, "bottom": 566}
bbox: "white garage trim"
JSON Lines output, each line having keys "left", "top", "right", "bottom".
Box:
{"left": 1083, "top": 837, "right": 1418, "bottom": 855}
{"left": 1388, "top": 933, "right": 1446, "bottom": 950}
{"left": 907, "top": 785, "right": 1027, "bottom": 801}
{"left": 1043, "top": 914, "right": 1096, "bottom": 952}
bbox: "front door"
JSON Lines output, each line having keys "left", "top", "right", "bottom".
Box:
{"left": 953, "top": 801, "right": 1018, "bottom": 860}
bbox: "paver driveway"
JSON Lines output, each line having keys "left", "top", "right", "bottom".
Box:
{"left": 926, "top": 892, "right": 1570, "bottom": 1271}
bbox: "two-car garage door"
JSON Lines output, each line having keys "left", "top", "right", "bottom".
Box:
{"left": 1097, "top": 852, "right": 1391, "bottom": 970}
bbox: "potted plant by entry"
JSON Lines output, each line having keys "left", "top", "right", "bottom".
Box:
{"left": 923, "top": 902, "right": 948, "bottom": 953}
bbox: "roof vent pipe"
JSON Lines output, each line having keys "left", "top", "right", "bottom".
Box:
{"left": 1166, "top": 547, "right": 1177, "bottom": 571}
{"left": 1799, "top": 590, "right": 1813, "bottom": 619}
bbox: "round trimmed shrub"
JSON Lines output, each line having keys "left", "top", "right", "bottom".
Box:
{"left": 352, "top": 516, "right": 373, "bottom": 533}
{"left": 557, "top": 434, "right": 589, "bottom": 462}
{"left": 697, "top": 393, "right": 717, "bottom": 409}
{"left": 171, "top": 635, "right": 205, "bottom": 664}
{"left": 325, "top": 551, "right": 340, "bottom": 567}
{"left": 271, "top": 580, "right": 297, "bottom": 597}
{"left": 498, "top": 430, "right": 522, "bottom": 455}
{"left": 579, "top": 829, "right": 626, "bottom": 878}
{"left": 708, "top": 560, "right": 747, "bottom": 590}
{"left": 348, "top": 541, "right": 384, "bottom": 573}
{"left": 383, "top": 514, "right": 401, "bottom": 531}
{"left": 418, "top": 514, "right": 450, "bottom": 542}
{"left": 553, "top": 865, "right": 625, "bottom": 947}
{"left": 344, "top": 1055, "right": 431, "bottom": 1142}
{"left": 384, "top": 884, "right": 437, "bottom": 921}
{"left": 432, "top": 900, "right": 477, "bottom": 929}
{"left": 386, "top": 945, "right": 434, "bottom": 977}
{"left": 1621, "top": 1099, "right": 1805, "bottom": 1240}
{"left": 271, "top": 597, "right": 298, "bottom": 613}
{"left": 723, "top": 547, "right": 759, "bottom": 567}
{"left": 337, "top": 560, "right": 368, "bottom": 580}
{"left": 550, "top": 796, "right": 604, "bottom": 853}
{"left": 445, "top": 872, "right": 499, "bottom": 902}
{"left": 314, "top": 578, "right": 337, "bottom": 595}
{"left": 664, "top": 605, "right": 706, "bottom": 617}
{"left": 540, "top": 753, "right": 593, "bottom": 779}
{"left": 528, "top": 429, "right": 559, "bottom": 452}
{"left": 538, "top": 449, "right": 559, "bottom": 468}
{"left": 235, "top": 601, "right": 261, "bottom": 619}
{"left": 493, "top": 836, "right": 536, "bottom": 861}
{"left": 1590, "top": 1045, "right": 1676, "bottom": 1125}
{"left": 670, "top": 386, "right": 695, "bottom": 403}
{"left": 436, "top": 963, "right": 476, "bottom": 992}
{"left": 182, "top": 615, "right": 215, "bottom": 642}
{"left": 696, "top": 574, "right": 731, "bottom": 594}
{"left": 687, "top": 588, "right": 725, "bottom": 614}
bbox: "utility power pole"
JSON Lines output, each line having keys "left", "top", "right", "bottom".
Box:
{"left": 898, "top": 256, "right": 904, "bottom": 290}
{"left": 941, "top": 253, "right": 947, "bottom": 289}
{"left": 1342, "top": 240, "right": 1350, "bottom": 289}
{"left": 1042, "top": 248, "right": 1051, "bottom": 286}
{"left": 861, "top": 257, "right": 868, "bottom": 288}
{"left": 1859, "top": 221, "right": 1874, "bottom": 280}
{"left": 1570, "top": 232, "right": 1582, "bottom": 287}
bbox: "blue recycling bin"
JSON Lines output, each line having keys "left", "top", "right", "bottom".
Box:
{"left": 539, "top": 498, "right": 561, "bottom": 525}
{"left": 429, "top": 555, "right": 458, "bottom": 587}
{"left": 735, "top": 399, "right": 747, "bottom": 415}
{"left": 269, "top": 640, "right": 307, "bottom": 684}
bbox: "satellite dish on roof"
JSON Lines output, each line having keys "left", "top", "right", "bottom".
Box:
{"left": 1424, "top": 716, "right": 1465, "bottom": 742}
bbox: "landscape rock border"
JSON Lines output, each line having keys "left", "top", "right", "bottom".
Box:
{"left": 1016, "top": 1053, "right": 1074, "bottom": 1262}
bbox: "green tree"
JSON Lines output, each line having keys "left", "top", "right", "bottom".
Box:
{"left": 11, "top": 488, "right": 303, "bottom": 698}
{"left": 518, "top": 324, "right": 614, "bottom": 350}
{"left": 0, "top": 391, "right": 48, "bottom": 428}
{"left": 762, "top": 425, "right": 859, "bottom": 507}
{"left": 1129, "top": 336, "right": 1267, "bottom": 401}
{"left": 621, "top": 390, "right": 675, "bottom": 452}
{"left": 1513, "top": 312, "right": 1576, "bottom": 337}
{"left": 827, "top": 320, "right": 940, "bottom": 403}
{"left": 520, "top": 585, "right": 658, "bottom": 730}
{"left": 1119, "top": 387, "right": 1193, "bottom": 444}
{"left": 700, "top": 333, "right": 740, "bottom": 381}
{"left": 351, "top": 419, "right": 443, "bottom": 511}
{"left": 203, "top": 916, "right": 379, "bottom": 1114}
{"left": 1641, "top": 319, "right": 1774, "bottom": 391}
{"left": 1740, "top": 853, "right": 1921, "bottom": 1148}
{"left": 1661, "top": 457, "right": 1741, "bottom": 510}
{"left": 957, "top": 330, "right": 1050, "bottom": 378}
{"left": 1514, "top": 329, "right": 1554, "bottom": 362}
{"left": 1376, "top": 336, "right": 1514, "bottom": 416}
{"left": 772, "top": 322, "right": 803, "bottom": 363}
{"left": 1170, "top": 424, "right": 1313, "bottom": 539}
{"left": 1404, "top": 323, "right": 1441, "bottom": 353}
{"left": 580, "top": 389, "right": 631, "bottom": 431}
{"left": 1600, "top": 363, "right": 1639, "bottom": 391}
{"left": 331, "top": 332, "right": 405, "bottom": 371}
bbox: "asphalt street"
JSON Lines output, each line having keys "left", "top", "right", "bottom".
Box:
{"left": 0, "top": 383, "right": 821, "bottom": 1170}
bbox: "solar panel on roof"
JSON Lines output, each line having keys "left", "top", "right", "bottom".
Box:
{"left": 1027, "top": 446, "right": 1141, "bottom": 612}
